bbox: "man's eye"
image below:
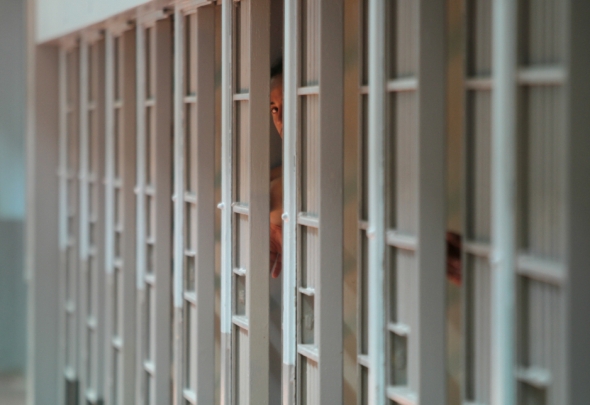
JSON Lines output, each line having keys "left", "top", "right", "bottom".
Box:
{"left": 271, "top": 107, "right": 278, "bottom": 114}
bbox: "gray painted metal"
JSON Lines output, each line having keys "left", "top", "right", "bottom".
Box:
{"left": 58, "top": 43, "right": 81, "bottom": 405}
{"left": 134, "top": 15, "right": 172, "bottom": 405}
{"left": 220, "top": 0, "right": 271, "bottom": 403}
{"left": 566, "top": 1, "right": 590, "bottom": 403}
{"left": 28, "top": 44, "right": 61, "bottom": 405}
{"left": 172, "top": 4, "right": 216, "bottom": 404}
{"left": 490, "top": 0, "right": 517, "bottom": 403}
{"left": 104, "top": 27, "right": 137, "bottom": 405}
{"left": 78, "top": 34, "right": 107, "bottom": 405}
{"left": 283, "top": 0, "right": 343, "bottom": 403}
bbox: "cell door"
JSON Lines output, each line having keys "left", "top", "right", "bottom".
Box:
{"left": 134, "top": 11, "right": 173, "bottom": 405}
{"left": 103, "top": 24, "right": 137, "bottom": 405}
{"left": 58, "top": 40, "right": 81, "bottom": 405}
{"left": 219, "top": 0, "right": 271, "bottom": 404}
{"left": 171, "top": 3, "right": 216, "bottom": 404}
{"left": 282, "top": 0, "right": 344, "bottom": 404}
{"left": 77, "top": 32, "right": 107, "bottom": 405}
{"left": 365, "top": 0, "right": 447, "bottom": 404}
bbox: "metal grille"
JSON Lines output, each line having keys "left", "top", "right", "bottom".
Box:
{"left": 463, "top": 0, "right": 493, "bottom": 403}
{"left": 172, "top": 4, "right": 216, "bottom": 405}
{"left": 104, "top": 25, "right": 137, "bottom": 405}
{"left": 58, "top": 42, "right": 81, "bottom": 405}
{"left": 366, "top": 0, "right": 446, "bottom": 404}
{"left": 134, "top": 14, "right": 173, "bottom": 405}
{"left": 515, "top": 0, "right": 566, "bottom": 403}
{"left": 282, "top": 0, "right": 344, "bottom": 403}
{"left": 78, "top": 33, "right": 106, "bottom": 405}
{"left": 220, "top": 0, "right": 271, "bottom": 403}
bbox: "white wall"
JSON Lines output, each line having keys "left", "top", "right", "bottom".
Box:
{"left": 36, "top": 0, "right": 150, "bottom": 43}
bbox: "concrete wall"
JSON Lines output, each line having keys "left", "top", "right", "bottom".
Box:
{"left": 36, "top": 0, "right": 150, "bottom": 43}
{"left": 0, "top": 0, "right": 27, "bottom": 373}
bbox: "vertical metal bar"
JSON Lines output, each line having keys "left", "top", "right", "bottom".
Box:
{"left": 282, "top": 0, "right": 298, "bottom": 402}
{"left": 220, "top": 1, "right": 233, "bottom": 403}
{"left": 566, "top": 1, "right": 590, "bottom": 403}
{"left": 367, "top": 0, "right": 386, "bottom": 403}
{"left": 317, "top": 0, "right": 344, "bottom": 403}
{"left": 172, "top": 9, "right": 185, "bottom": 405}
{"left": 29, "top": 44, "right": 61, "bottom": 405}
{"left": 135, "top": 16, "right": 173, "bottom": 405}
{"left": 193, "top": 6, "right": 216, "bottom": 403}
{"left": 416, "top": 0, "right": 447, "bottom": 402}
{"left": 247, "top": 0, "right": 270, "bottom": 403}
{"left": 491, "top": 0, "right": 517, "bottom": 403}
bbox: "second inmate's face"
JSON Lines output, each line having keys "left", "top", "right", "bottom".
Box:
{"left": 270, "top": 74, "right": 283, "bottom": 138}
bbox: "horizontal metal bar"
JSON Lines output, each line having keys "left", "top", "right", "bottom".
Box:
{"left": 233, "top": 267, "right": 247, "bottom": 276}
{"left": 184, "top": 95, "right": 197, "bottom": 104}
{"left": 298, "top": 286, "right": 315, "bottom": 296}
{"left": 86, "top": 316, "right": 97, "bottom": 329}
{"left": 146, "top": 236, "right": 155, "bottom": 245}
{"left": 113, "top": 258, "right": 122, "bottom": 269}
{"left": 386, "top": 77, "right": 418, "bottom": 92}
{"left": 184, "top": 191, "right": 197, "bottom": 204}
{"left": 112, "top": 177, "right": 122, "bottom": 188}
{"left": 184, "top": 249, "right": 196, "bottom": 257}
{"left": 111, "top": 336, "right": 122, "bottom": 350}
{"left": 145, "top": 184, "right": 155, "bottom": 196}
{"left": 297, "top": 344, "right": 319, "bottom": 363}
{"left": 386, "top": 230, "right": 417, "bottom": 251}
{"left": 64, "top": 366, "right": 76, "bottom": 380}
{"left": 357, "top": 354, "right": 370, "bottom": 368}
{"left": 387, "top": 322, "right": 410, "bottom": 336}
{"left": 232, "top": 202, "right": 249, "bottom": 216}
{"left": 145, "top": 98, "right": 156, "bottom": 107}
{"left": 465, "top": 76, "right": 493, "bottom": 91}
{"left": 517, "top": 66, "right": 565, "bottom": 86}
{"left": 464, "top": 240, "right": 491, "bottom": 258}
{"left": 183, "top": 291, "right": 197, "bottom": 306}
{"left": 113, "top": 100, "right": 123, "bottom": 109}
{"left": 85, "top": 389, "right": 98, "bottom": 403}
{"left": 144, "top": 360, "right": 155, "bottom": 375}
{"left": 87, "top": 101, "right": 97, "bottom": 110}
{"left": 386, "top": 386, "right": 418, "bottom": 405}
{"left": 516, "top": 254, "right": 565, "bottom": 285}
{"left": 233, "top": 92, "right": 249, "bottom": 101}
{"left": 65, "top": 300, "right": 76, "bottom": 313}
{"left": 297, "top": 85, "right": 320, "bottom": 96}
{"left": 358, "top": 220, "right": 369, "bottom": 231}
{"left": 297, "top": 212, "right": 319, "bottom": 228}
{"left": 359, "top": 85, "right": 369, "bottom": 95}
{"left": 145, "top": 273, "right": 155, "bottom": 286}
{"left": 176, "top": 0, "right": 213, "bottom": 12}
{"left": 183, "top": 389, "right": 197, "bottom": 404}
{"left": 515, "top": 366, "right": 552, "bottom": 389}
{"left": 232, "top": 315, "right": 249, "bottom": 331}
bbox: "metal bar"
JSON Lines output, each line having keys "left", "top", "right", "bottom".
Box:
{"left": 282, "top": 0, "right": 298, "bottom": 402}
{"left": 491, "top": 0, "right": 517, "bottom": 402}
{"left": 417, "top": 0, "right": 447, "bottom": 401}
{"left": 220, "top": 1, "right": 234, "bottom": 403}
{"left": 172, "top": 9, "right": 185, "bottom": 405}
{"left": 515, "top": 254, "right": 565, "bottom": 285}
{"left": 367, "top": 0, "right": 386, "bottom": 404}
{"left": 516, "top": 66, "right": 566, "bottom": 86}
{"left": 566, "top": 1, "right": 590, "bottom": 403}
{"left": 318, "top": 0, "right": 344, "bottom": 402}
{"left": 386, "top": 77, "right": 418, "bottom": 92}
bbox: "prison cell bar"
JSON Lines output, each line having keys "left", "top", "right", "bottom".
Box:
{"left": 220, "top": 0, "right": 271, "bottom": 403}
{"left": 58, "top": 41, "right": 81, "bottom": 405}
{"left": 104, "top": 24, "right": 137, "bottom": 405}
{"left": 282, "top": 0, "right": 344, "bottom": 403}
{"left": 367, "top": 0, "right": 447, "bottom": 403}
{"left": 490, "top": 0, "right": 517, "bottom": 402}
{"left": 78, "top": 32, "right": 107, "bottom": 405}
{"left": 172, "top": 3, "right": 216, "bottom": 404}
{"left": 134, "top": 12, "right": 172, "bottom": 405}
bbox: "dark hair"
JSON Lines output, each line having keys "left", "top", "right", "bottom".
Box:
{"left": 270, "top": 58, "right": 283, "bottom": 78}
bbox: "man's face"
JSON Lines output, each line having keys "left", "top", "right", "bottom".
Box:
{"left": 270, "top": 74, "right": 283, "bottom": 138}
